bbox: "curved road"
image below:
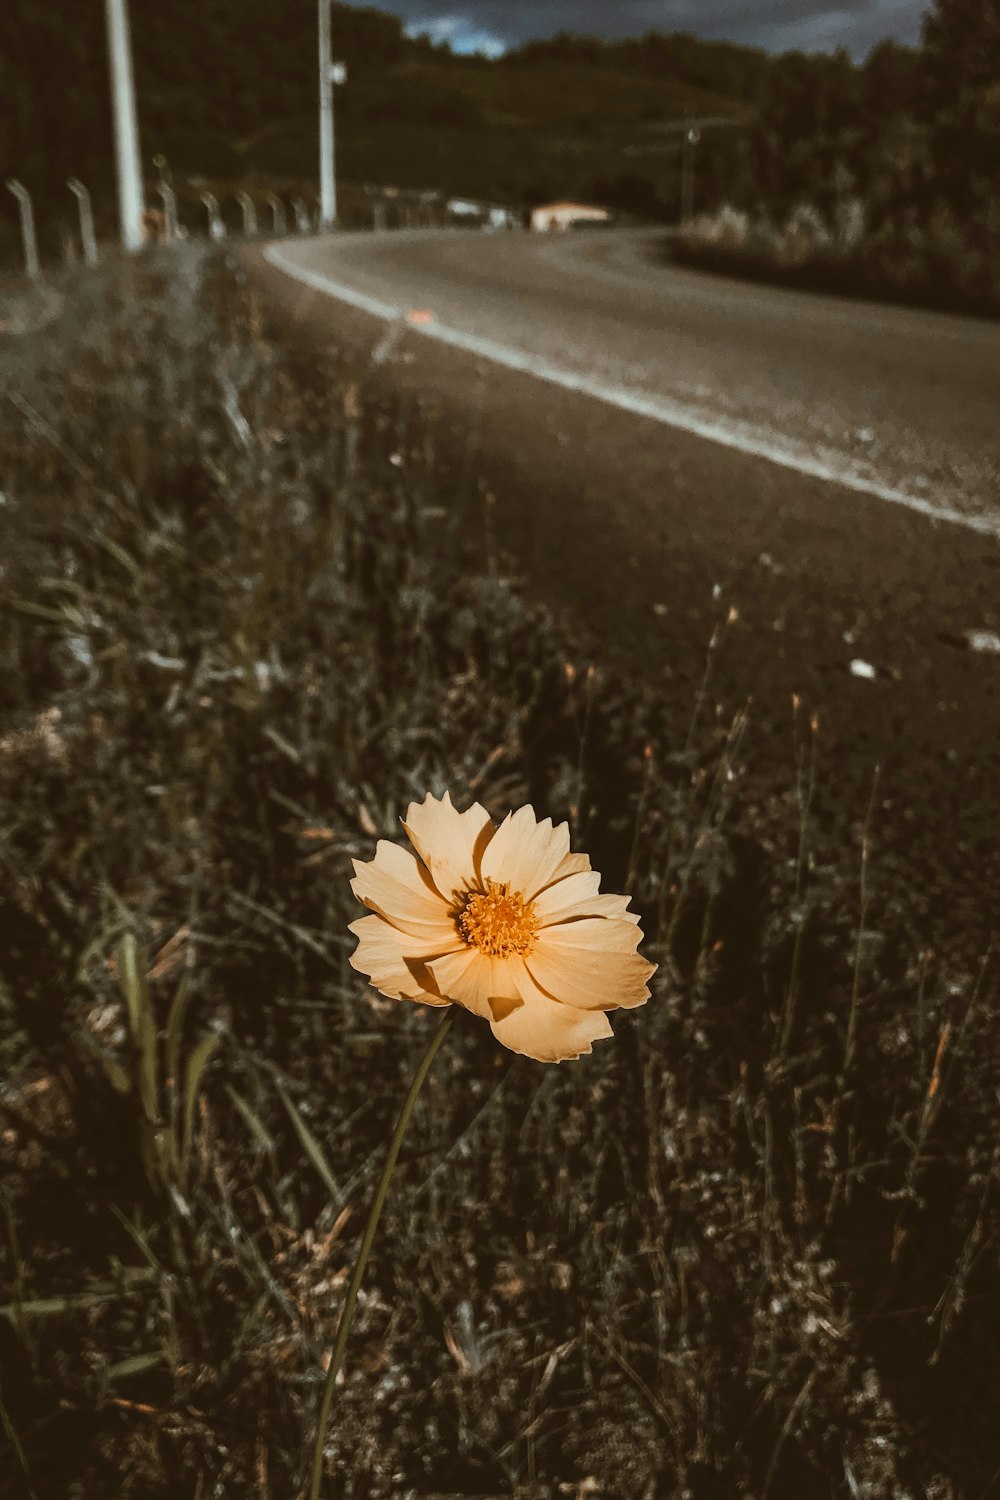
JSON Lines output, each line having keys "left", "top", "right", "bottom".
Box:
{"left": 252, "top": 228, "right": 1000, "bottom": 955}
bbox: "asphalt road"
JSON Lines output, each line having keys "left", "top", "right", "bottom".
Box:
{"left": 250, "top": 228, "right": 1000, "bottom": 956}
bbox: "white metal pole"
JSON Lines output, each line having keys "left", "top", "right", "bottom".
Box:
{"left": 5, "top": 179, "right": 40, "bottom": 276}
{"left": 67, "top": 178, "right": 99, "bottom": 264}
{"left": 318, "top": 0, "right": 336, "bottom": 227}
{"left": 680, "top": 113, "right": 700, "bottom": 226}
{"left": 236, "top": 191, "right": 258, "bottom": 237}
{"left": 266, "top": 192, "right": 286, "bottom": 236}
{"left": 165, "top": 184, "right": 178, "bottom": 237}
{"left": 104, "top": 0, "right": 145, "bottom": 250}
{"left": 153, "top": 156, "right": 178, "bottom": 240}
{"left": 200, "top": 190, "right": 225, "bottom": 240}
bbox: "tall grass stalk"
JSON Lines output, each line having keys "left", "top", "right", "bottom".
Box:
{"left": 308, "top": 1006, "right": 457, "bottom": 1500}
{"left": 0, "top": 1374, "right": 39, "bottom": 1500}
{"left": 778, "top": 701, "right": 818, "bottom": 1057}
{"left": 843, "top": 769, "right": 880, "bottom": 1076}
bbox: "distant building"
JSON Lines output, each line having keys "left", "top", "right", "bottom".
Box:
{"left": 530, "top": 202, "right": 611, "bottom": 233}
{"left": 445, "top": 199, "right": 520, "bottom": 230}
{"left": 447, "top": 198, "right": 485, "bottom": 219}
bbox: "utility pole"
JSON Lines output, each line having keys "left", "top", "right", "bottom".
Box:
{"left": 5, "top": 179, "right": 40, "bottom": 276}
{"left": 104, "top": 0, "right": 145, "bottom": 250}
{"left": 318, "top": 1, "right": 346, "bottom": 228}
{"left": 318, "top": 0, "right": 335, "bottom": 226}
{"left": 680, "top": 112, "right": 700, "bottom": 226}
{"left": 67, "top": 178, "right": 99, "bottom": 264}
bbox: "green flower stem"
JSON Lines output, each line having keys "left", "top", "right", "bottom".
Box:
{"left": 308, "top": 1005, "right": 457, "bottom": 1500}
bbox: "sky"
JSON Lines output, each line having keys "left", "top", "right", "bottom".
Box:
{"left": 346, "top": 0, "right": 928, "bottom": 60}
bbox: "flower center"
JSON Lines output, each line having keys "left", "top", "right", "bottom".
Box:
{"left": 458, "top": 880, "right": 538, "bottom": 958}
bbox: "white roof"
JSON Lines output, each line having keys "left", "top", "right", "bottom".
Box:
{"left": 533, "top": 202, "right": 609, "bottom": 216}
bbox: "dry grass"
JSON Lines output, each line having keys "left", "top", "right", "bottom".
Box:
{"left": 671, "top": 201, "right": 1000, "bottom": 319}
{"left": 0, "top": 246, "right": 997, "bottom": 1499}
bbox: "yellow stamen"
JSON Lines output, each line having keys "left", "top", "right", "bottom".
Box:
{"left": 458, "top": 880, "right": 538, "bottom": 958}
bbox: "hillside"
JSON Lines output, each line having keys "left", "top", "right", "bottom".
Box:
{"left": 0, "top": 1, "right": 749, "bottom": 260}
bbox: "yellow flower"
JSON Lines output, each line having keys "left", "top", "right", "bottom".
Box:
{"left": 348, "top": 792, "right": 656, "bottom": 1062}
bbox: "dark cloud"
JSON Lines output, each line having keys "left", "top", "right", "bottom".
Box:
{"left": 346, "top": 0, "right": 926, "bottom": 59}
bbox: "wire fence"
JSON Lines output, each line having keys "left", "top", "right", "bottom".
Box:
{"left": 1, "top": 177, "right": 524, "bottom": 280}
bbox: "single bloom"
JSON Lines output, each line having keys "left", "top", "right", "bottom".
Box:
{"left": 348, "top": 791, "right": 656, "bottom": 1062}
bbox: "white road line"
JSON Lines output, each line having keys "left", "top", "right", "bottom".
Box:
{"left": 264, "top": 244, "right": 1000, "bottom": 541}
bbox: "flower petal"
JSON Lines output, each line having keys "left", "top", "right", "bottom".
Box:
{"left": 540, "top": 917, "right": 644, "bottom": 954}
{"left": 489, "top": 958, "right": 614, "bottom": 1061}
{"left": 348, "top": 915, "right": 458, "bottom": 1005}
{"left": 427, "top": 948, "right": 521, "bottom": 1018}
{"left": 532, "top": 870, "right": 603, "bottom": 923}
{"left": 545, "top": 893, "right": 641, "bottom": 926}
{"left": 526, "top": 936, "right": 655, "bottom": 1011}
{"left": 351, "top": 840, "right": 456, "bottom": 939}
{"left": 479, "top": 805, "right": 573, "bottom": 900}
{"left": 586, "top": 895, "right": 641, "bottom": 925}
{"left": 403, "top": 790, "right": 495, "bottom": 904}
{"left": 551, "top": 850, "right": 592, "bottom": 880}
{"left": 533, "top": 872, "right": 640, "bottom": 927}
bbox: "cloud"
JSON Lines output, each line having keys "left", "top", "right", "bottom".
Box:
{"left": 409, "top": 11, "right": 506, "bottom": 55}
{"left": 350, "top": 0, "right": 926, "bottom": 59}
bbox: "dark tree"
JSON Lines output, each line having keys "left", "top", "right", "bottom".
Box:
{"left": 922, "top": 0, "right": 1000, "bottom": 101}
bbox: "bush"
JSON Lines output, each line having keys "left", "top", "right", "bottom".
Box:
{"left": 672, "top": 197, "right": 1000, "bottom": 316}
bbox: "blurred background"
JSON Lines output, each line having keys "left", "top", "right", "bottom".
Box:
{"left": 1, "top": 0, "right": 997, "bottom": 308}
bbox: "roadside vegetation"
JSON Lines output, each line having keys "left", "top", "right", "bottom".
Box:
{"left": 670, "top": 199, "right": 1000, "bottom": 318}
{"left": 1, "top": 247, "right": 998, "bottom": 1499}
{"left": 666, "top": 0, "right": 1000, "bottom": 316}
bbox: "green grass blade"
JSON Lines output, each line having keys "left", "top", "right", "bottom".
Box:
{"left": 225, "top": 1083, "right": 277, "bottom": 1155}
{"left": 80, "top": 1034, "right": 133, "bottom": 1096}
{"left": 108, "top": 1352, "right": 164, "bottom": 1380}
{"left": 0, "top": 1374, "right": 39, "bottom": 1500}
{"left": 277, "top": 1080, "right": 342, "bottom": 1205}
{"left": 165, "top": 976, "right": 192, "bottom": 1097}
{"left": 1, "top": 1291, "right": 118, "bottom": 1320}
{"left": 94, "top": 530, "right": 144, "bottom": 588}
{"left": 181, "top": 1032, "right": 220, "bottom": 1181}
{"left": 0, "top": 1191, "right": 29, "bottom": 1356}
{"left": 117, "top": 934, "right": 159, "bottom": 1125}
{"left": 109, "top": 1206, "right": 169, "bottom": 1276}
{"left": 118, "top": 932, "right": 143, "bottom": 1042}
{"left": 165, "top": 975, "right": 192, "bottom": 1175}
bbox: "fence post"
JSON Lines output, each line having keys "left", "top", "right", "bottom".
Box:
{"left": 236, "top": 191, "right": 258, "bottom": 237}
{"left": 266, "top": 193, "right": 286, "bottom": 236}
{"left": 67, "top": 178, "right": 99, "bottom": 265}
{"left": 199, "top": 190, "right": 225, "bottom": 240}
{"left": 5, "top": 179, "right": 40, "bottom": 276}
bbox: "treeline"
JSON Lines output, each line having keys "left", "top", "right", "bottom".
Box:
{"left": 512, "top": 6, "right": 999, "bottom": 310}
{"left": 509, "top": 30, "right": 774, "bottom": 104}
{"left": 510, "top": 6, "right": 999, "bottom": 228}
